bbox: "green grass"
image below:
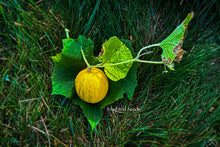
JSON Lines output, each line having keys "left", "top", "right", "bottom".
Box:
{"left": 1, "top": 0, "right": 219, "bottom": 146}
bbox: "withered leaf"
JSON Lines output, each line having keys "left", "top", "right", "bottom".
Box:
{"left": 174, "top": 49, "right": 186, "bottom": 63}
{"left": 173, "top": 39, "right": 186, "bottom": 63}
{"left": 159, "top": 12, "right": 193, "bottom": 69}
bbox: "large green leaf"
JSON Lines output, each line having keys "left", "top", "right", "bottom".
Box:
{"left": 51, "top": 36, "right": 138, "bottom": 131}
{"left": 71, "top": 62, "right": 138, "bottom": 130}
{"left": 159, "top": 12, "right": 194, "bottom": 69}
{"left": 51, "top": 36, "right": 97, "bottom": 98}
{"left": 98, "top": 36, "right": 133, "bottom": 81}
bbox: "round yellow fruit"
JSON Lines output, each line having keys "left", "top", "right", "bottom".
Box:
{"left": 75, "top": 67, "right": 109, "bottom": 104}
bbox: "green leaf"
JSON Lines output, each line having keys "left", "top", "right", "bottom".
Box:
{"left": 51, "top": 36, "right": 97, "bottom": 98}
{"left": 71, "top": 62, "right": 138, "bottom": 130}
{"left": 51, "top": 53, "right": 85, "bottom": 98}
{"left": 120, "top": 38, "right": 136, "bottom": 56}
{"left": 159, "top": 12, "right": 194, "bottom": 69}
{"left": 51, "top": 36, "right": 138, "bottom": 131}
{"left": 98, "top": 36, "right": 133, "bottom": 81}
{"left": 62, "top": 35, "right": 94, "bottom": 61}
{"left": 99, "top": 62, "right": 139, "bottom": 105}
{"left": 71, "top": 94, "right": 102, "bottom": 131}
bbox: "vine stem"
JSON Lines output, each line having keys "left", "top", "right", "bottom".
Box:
{"left": 136, "top": 59, "right": 164, "bottom": 64}
{"left": 136, "top": 43, "right": 160, "bottom": 58}
{"left": 90, "top": 43, "right": 163, "bottom": 68}
{"left": 91, "top": 59, "right": 137, "bottom": 68}
{"left": 81, "top": 43, "right": 164, "bottom": 69}
{"left": 91, "top": 59, "right": 163, "bottom": 68}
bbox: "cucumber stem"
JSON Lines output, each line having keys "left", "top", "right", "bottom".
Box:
{"left": 81, "top": 47, "right": 91, "bottom": 70}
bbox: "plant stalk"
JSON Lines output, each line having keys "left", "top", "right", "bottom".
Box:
{"left": 90, "top": 43, "right": 163, "bottom": 68}
{"left": 136, "top": 43, "right": 160, "bottom": 58}
{"left": 65, "top": 28, "right": 70, "bottom": 39}
{"left": 81, "top": 47, "right": 91, "bottom": 70}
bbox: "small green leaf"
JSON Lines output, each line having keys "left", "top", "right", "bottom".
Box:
{"left": 159, "top": 12, "right": 194, "bottom": 68}
{"left": 62, "top": 35, "right": 94, "bottom": 61}
{"left": 98, "top": 36, "right": 133, "bottom": 81}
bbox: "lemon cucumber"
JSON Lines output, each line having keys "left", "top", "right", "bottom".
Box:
{"left": 75, "top": 67, "right": 109, "bottom": 104}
